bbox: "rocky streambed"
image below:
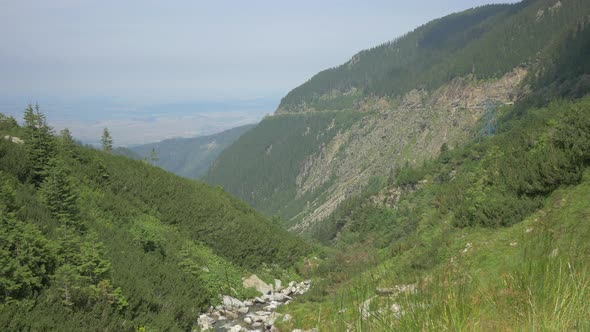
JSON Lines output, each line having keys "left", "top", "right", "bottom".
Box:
{"left": 197, "top": 276, "right": 312, "bottom": 332}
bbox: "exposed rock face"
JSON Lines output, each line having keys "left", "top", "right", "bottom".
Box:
{"left": 242, "top": 274, "right": 273, "bottom": 295}
{"left": 290, "top": 67, "right": 526, "bottom": 231}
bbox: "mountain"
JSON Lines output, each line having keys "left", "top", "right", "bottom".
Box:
{"left": 124, "top": 124, "right": 255, "bottom": 179}
{"left": 0, "top": 111, "right": 309, "bottom": 331}
{"left": 206, "top": 0, "right": 590, "bottom": 232}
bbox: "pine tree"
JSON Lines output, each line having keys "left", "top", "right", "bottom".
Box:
{"left": 59, "top": 128, "right": 76, "bottom": 158}
{"left": 101, "top": 127, "right": 113, "bottom": 153}
{"left": 23, "top": 104, "right": 56, "bottom": 185}
{"left": 39, "top": 158, "right": 79, "bottom": 228}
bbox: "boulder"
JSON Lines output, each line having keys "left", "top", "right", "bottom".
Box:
{"left": 243, "top": 275, "right": 273, "bottom": 295}
{"left": 223, "top": 295, "right": 245, "bottom": 308}
{"left": 197, "top": 314, "right": 215, "bottom": 331}
{"left": 281, "top": 286, "right": 294, "bottom": 296}
{"left": 274, "top": 279, "right": 283, "bottom": 292}
{"left": 237, "top": 306, "right": 249, "bottom": 314}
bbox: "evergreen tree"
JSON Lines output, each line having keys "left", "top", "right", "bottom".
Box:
{"left": 23, "top": 104, "right": 55, "bottom": 185}
{"left": 101, "top": 128, "right": 113, "bottom": 153}
{"left": 39, "top": 158, "right": 79, "bottom": 228}
{"left": 59, "top": 128, "right": 76, "bottom": 158}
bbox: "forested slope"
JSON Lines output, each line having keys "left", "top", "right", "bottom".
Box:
{"left": 277, "top": 0, "right": 590, "bottom": 113}
{"left": 0, "top": 108, "right": 309, "bottom": 331}
{"left": 206, "top": 0, "right": 590, "bottom": 232}
{"left": 128, "top": 124, "right": 255, "bottom": 179}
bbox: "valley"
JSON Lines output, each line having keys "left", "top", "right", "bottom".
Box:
{"left": 1, "top": 0, "right": 590, "bottom": 331}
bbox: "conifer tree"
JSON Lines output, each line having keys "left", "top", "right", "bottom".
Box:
{"left": 39, "top": 158, "right": 79, "bottom": 228}
{"left": 59, "top": 128, "right": 76, "bottom": 157}
{"left": 23, "top": 104, "right": 55, "bottom": 184}
{"left": 101, "top": 127, "right": 113, "bottom": 153}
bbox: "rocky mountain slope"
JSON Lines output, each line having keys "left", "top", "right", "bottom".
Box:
{"left": 206, "top": 0, "right": 590, "bottom": 232}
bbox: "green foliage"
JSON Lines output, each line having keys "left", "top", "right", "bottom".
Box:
{"left": 130, "top": 215, "right": 166, "bottom": 254}
{"left": 39, "top": 158, "right": 80, "bottom": 228}
{"left": 0, "top": 106, "right": 310, "bottom": 330}
{"left": 23, "top": 104, "right": 55, "bottom": 185}
{"left": 206, "top": 111, "right": 362, "bottom": 222}
{"left": 278, "top": 0, "right": 590, "bottom": 113}
{"left": 100, "top": 127, "right": 113, "bottom": 153}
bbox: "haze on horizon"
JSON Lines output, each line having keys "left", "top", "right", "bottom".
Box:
{"left": 0, "top": 0, "right": 518, "bottom": 145}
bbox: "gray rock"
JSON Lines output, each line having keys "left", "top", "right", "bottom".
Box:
{"left": 243, "top": 275, "right": 273, "bottom": 295}
{"left": 243, "top": 316, "right": 253, "bottom": 324}
{"left": 197, "top": 314, "right": 215, "bottom": 331}
{"left": 223, "top": 295, "right": 245, "bottom": 308}
{"left": 274, "top": 279, "right": 283, "bottom": 292}
{"left": 237, "top": 306, "right": 249, "bottom": 314}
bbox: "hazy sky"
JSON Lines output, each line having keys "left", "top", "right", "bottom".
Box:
{"left": 1, "top": 0, "right": 518, "bottom": 104}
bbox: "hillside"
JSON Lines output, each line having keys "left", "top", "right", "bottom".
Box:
{"left": 275, "top": 95, "right": 590, "bottom": 331}
{"left": 0, "top": 109, "right": 309, "bottom": 331}
{"left": 127, "top": 124, "right": 255, "bottom": 179}
{"left": 206, "top": 0, "right": 590, "bottom": 232}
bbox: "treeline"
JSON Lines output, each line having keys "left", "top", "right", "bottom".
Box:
{"left": 0, "top": 106, "right": 309, "bottom": 330}
{"left": 279, "top": 0, "right": 590, "bottom": 112}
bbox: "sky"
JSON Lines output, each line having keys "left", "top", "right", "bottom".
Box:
{"left": 0, "top": 0, "right": 518, "bottom": 145}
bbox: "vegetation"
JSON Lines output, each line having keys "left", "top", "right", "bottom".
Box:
{"left": 278, "top": 0, "right": 590, "bottom": 113}
{"left": 206, "top": 111, "right": 362, "bottom": 223}
{"left": 0, "top": 108, "right": 310, "bottom": 331}
{"left": 276, "top": 96, "right": 590, "bottom": 331}
{"left": 126, "top": 123, "right": 255, "bottom": 179}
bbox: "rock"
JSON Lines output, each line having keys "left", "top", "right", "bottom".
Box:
{"left": 289, "top": 281, "right": 296, "bottom": 288}
{"left": 237, "top": 306, "right": 249, "bottom": 314}
{"left": 229, "top": 325, "right": 243, "bottom": 332}
{"left": 225, "top": 310, "right": 238, "bottom": 320}
{"left": 252, "top": 315, "right": 266, "bottom": 323}
{"left": 254, "top": 297, "right": 266, "bottom": 304}
{"left": 281, "top": 287, "right": 294, "bottom": 296}
{"left": 283, "top": 313, "right": 292, "bottom": 322}
{"left": 270, "top": 293, "right": 290, "bottom": 302}
{"left": 274, "top": 279, "right": 283, "bottom": 292}
{"left": 243, "top": 316, "right": 253, "bottom": 324}
{"left": 197, "top": 314, "right": 215, "bottom": 331}
{"left": 252, "top": 322, "right": 263, "bottom": 328}
{"left": 223, "top": 295, "right": 245, "bottom": 308}
{"left": 304, "top": 279, "right": 311, "bottom": 285}
{"left": 244, "top": 300, "right": 254, "bottom": 306}
{"left": 376, "top": 287, "right": 395, "bottom": 295}
{"left": 243, "top": 275, "right": 273, "bottom": 295}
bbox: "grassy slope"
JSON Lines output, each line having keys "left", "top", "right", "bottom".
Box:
{"left": 274, "top": 96, "right": 590, "bottom": 330}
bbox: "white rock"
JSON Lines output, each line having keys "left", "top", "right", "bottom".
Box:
{"left": 283, "top": 314, "right": 292, "bottom": 322}
{"left": 243, "top": 317, "right": 253, "bottom": 324}
{"left": 238, "top": 306, "right": 249, "bottom": 314}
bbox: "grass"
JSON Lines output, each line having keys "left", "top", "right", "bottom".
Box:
{"left": 276, "top": 170, "right": 590, "bottom": 331}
